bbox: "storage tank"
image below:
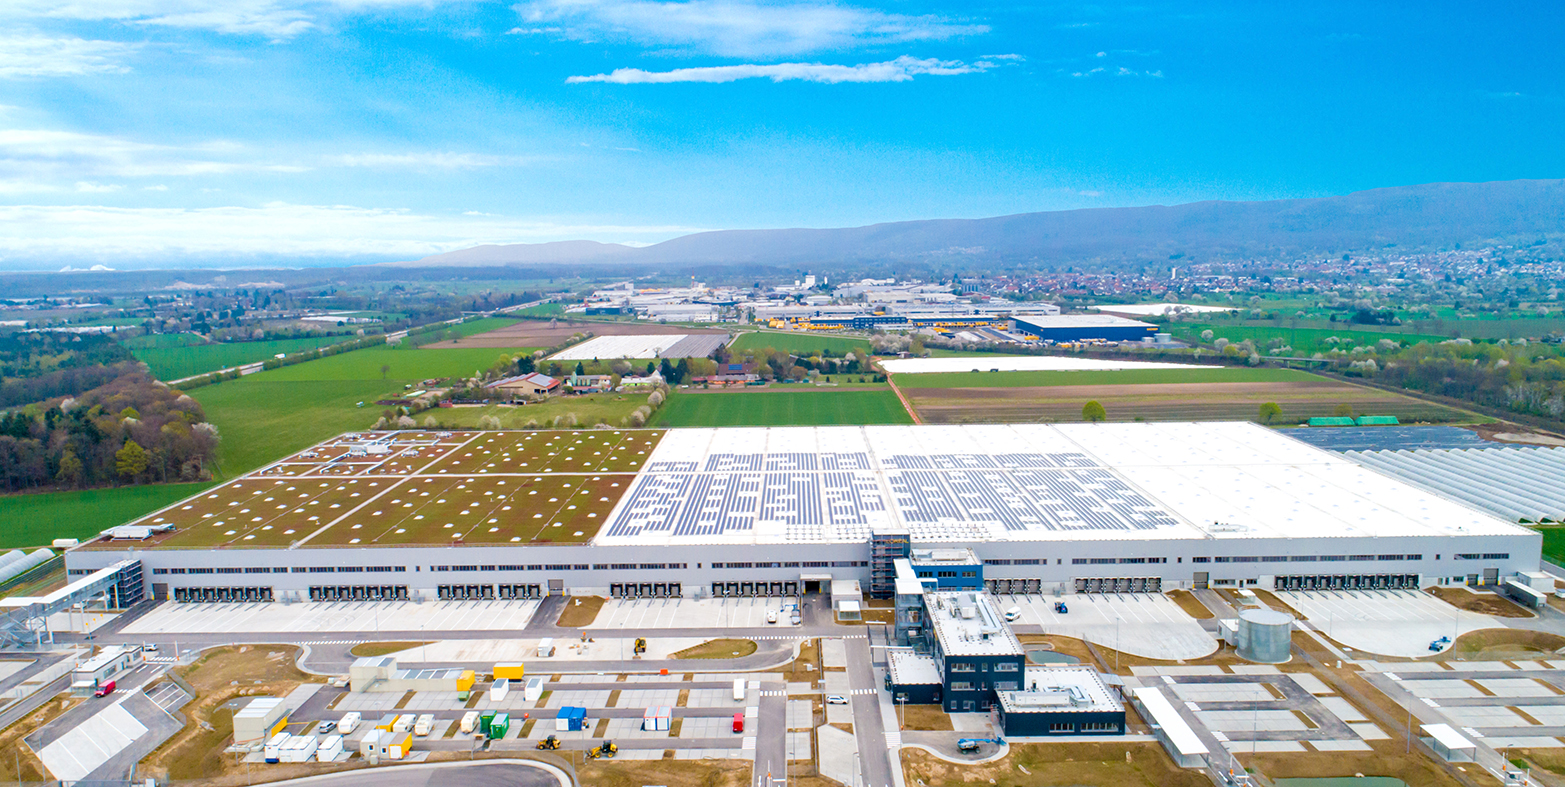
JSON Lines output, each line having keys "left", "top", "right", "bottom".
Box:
{"left": 1236, "top": 608, "right": 1292, "bottom": 663}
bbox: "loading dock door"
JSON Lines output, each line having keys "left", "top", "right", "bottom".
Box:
{"left": 1193, "top": 572, "right": 1209, "bottom": 590}
{"left": 548, "top": 579, "right": 564, "bottom": 596}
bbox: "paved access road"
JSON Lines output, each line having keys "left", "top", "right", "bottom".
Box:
{"left": 265, "top": 761, "right": 565, "bottom": 787}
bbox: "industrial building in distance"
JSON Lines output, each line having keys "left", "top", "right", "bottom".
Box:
{"left": 59, "top": 422, "right": 1539, "bottom": 609}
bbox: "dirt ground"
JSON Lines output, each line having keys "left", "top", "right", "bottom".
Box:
{"left": 1427, "top": 587, "right": 1534, "bottom": 618}
{"left": 1440, "top": 628, "right": 1565, "bottom": 660}
{"left": 1240, "top": 741, "right": 1489, "bottom": 787}
{"left": 1471, "top": 422, "right": 1565, "bottom": 447}
{"left": 556, "top": 595, "right": 606, "bottom": 627}
{"left": 1252, "top": 589, "right": 1308, "bottom": 620}
{"left": 579, "top": 757, "right": 751, "bottom": 787}
{"left": 908, "top": 380, "right": 1467, "bottom": 423}
{"left": 1166, "top": 590, "right": 1214, "bottom": 619}
{"left": 142, "top": 645, "right": 321, "bottom": 783}
{"left": 0, "top": 694, "right": 84, "bottom": 781}
{"left": 349, "top": 641, "right": 432, "bottom": 657}
{"left": 426, "top": 320, "right": 726, "bottom": 349}
{"left": 779, "top": 639, "right": 822, "bottom": 686}
{"left": 902, "top": 742, "right": 1209, "bottom": 787}
{"left": 671, "top": 639, "right": 759, "bottom": 659}
{"left": 898, "top": 704, "right": 954, "bottom": 731}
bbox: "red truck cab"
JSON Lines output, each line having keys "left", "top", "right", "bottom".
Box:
{"left": 94, "top": 680, "right": 116, "bottom": 698}
{"left": 732, "top": 713, "right": 744, "bottom": 733}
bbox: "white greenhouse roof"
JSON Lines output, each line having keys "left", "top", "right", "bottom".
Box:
{"left": 593, "top": 422, "right": 1527, "bottom": 546}
{"left": 1345, "top": 446, "right": 1565, "bottom": 523}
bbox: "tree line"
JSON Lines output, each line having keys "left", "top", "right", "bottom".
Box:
{"left": 0, "top": 371, "right": 220, "bottom": 493}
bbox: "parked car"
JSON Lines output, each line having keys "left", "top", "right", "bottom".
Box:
{"left": 766, "top": 610, "right": 778, "bottom": 624}
{"left": 315, "top": 721, "right": 336, "bottom": 735}
{"left": 826, "top": 695, "right": 848, "bottom": 705}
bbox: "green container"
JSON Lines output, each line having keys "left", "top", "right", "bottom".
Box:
{"left": 479, "top": 710, "right": 495, "bottom": 735}
{"left": 490, "top": 712, "right": 510, "bottom": 739}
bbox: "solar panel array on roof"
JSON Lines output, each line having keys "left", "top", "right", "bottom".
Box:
{"left": 594, "top": 423, "right": 1527, "bottom": 546}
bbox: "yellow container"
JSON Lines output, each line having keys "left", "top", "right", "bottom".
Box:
{"left": 493, "top": 663, "right": 526, "bottom": 680}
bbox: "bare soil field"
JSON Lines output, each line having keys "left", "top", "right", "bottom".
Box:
{"left": 1427, "top": 587, "right": 1534, "bottom": 618}
{"left": 427, "top": 320, "right": 725, "bottom": 348}
{"left": 902, "top": 742, "right": 1208, "bottom": 787}
{"left": 908, "top": 380, "right": 1469, "bottom": 424}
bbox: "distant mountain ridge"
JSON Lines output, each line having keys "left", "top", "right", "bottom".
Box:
{"left": 395, "top": 179, "right": 1565, "bottom": 269}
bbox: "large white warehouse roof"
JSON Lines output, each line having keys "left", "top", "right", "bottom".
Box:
{"left": 595, "top": 422, "right": 1524, "bottom": 546}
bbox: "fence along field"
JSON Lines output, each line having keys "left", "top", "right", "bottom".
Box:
{"left": 900, "top": 367, "right": 1474, "bottom": 425}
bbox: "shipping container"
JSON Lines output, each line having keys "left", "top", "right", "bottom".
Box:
{"left": 383, "top": 731, "right": 412, "bottom": 760}
{"left": 493, "top": 662, "right": 526, "bottom": 680}
{"left": 489, "top": 678, "right": 509, "bottom": 703}
{"left": 263, "top": 732, "right": 290, "bottom": 763}
{"left": 555, "top": 706, "right": 586, "bottom": 732}
{"left": 358, "top": 730, "right": 382, "bottom": 758}
{"left": 480, "top": 710, "right": 496, "bottom": 736}
{"left": 524, "top": 676, "right": 544, "bottom": 702}
{"left": 537, "top": 638, "right": 555, "bottom": 657}
{"left": 460, "top": 710, "right": 480, "bottom": 734}
{"left": 316, "top": 735, "right": 344, "bottom": 762}
{"left": 279, "top": 735, "right": 318, "bottom": 763}
{"left": 489, "top": 712, "right": 510, "bottom": 739}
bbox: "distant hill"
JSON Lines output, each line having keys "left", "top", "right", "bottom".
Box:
{"left": 395, "top": 179, "right": 1565, "bottom": 269}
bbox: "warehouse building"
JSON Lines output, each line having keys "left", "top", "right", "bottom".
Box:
{"left": 62, "top": 423, "right": 1541, "bottom": 605}
{"left": 1011, "top": 314, "right": 1158, "bottom": 342}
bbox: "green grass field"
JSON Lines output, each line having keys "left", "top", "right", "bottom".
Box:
{"left": 260, "top": 345, "right": 541, "bottom": 382}
{"left": 1537, "top": 527, "right": 1565, "bottom": 564}
{"left": 0, "top": 483, "right": 213, "bottom": 549}
{"left": 120, "top": 333, "right": 206, "bottom": 350}
{"left": 189, "top": 378, "right": 400, "bottom": 476}
{"left": 133, "top": 336, "right": 360, "bottom": 380}
{"left": 655, "top": 389, "right": 912, "bottom": 427}
{"left": 1170, "top": 323, "right": 1449, "bottom": 355}
{"left": 894, "top": 367, "right": 1318, "bottom": 389}
{"left": 429, "top": 394, "right": 649, "bottom": 429}
{"left": 730, "top": 331, "right": 871, "bottom": 356}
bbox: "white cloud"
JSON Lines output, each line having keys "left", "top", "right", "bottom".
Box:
{"left": 326, "top": 151, "right": 536, "bottom": 168}
{"left": 0, "top": 202, "right": 704, "bottom": 259}
{"left": 568, "top": 55, "right": 1000, "bottom": 84}
{"left": 0, "top": 128, "right": 310, "bottom": 192}
{"left": 4, "top": 1, "right": 462, "bottom": 40}
{"left": 0, "top": 33, "right": 140, "bottom": 78}
{"left": 75, "top": 181, "right": 124, "bottom": 192}
{"left": 515, "top": 0, "right": 986, "bottom": 57}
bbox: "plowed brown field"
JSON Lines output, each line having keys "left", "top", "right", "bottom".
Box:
{"left": 908, "top": 380, "right": 1469, "bottom": 424}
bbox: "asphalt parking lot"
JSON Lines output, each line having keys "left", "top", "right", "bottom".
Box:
{"left": 1275, "top": 589, "right": 1500, "bottom": 658}
{"left": 121, "top": 599, "right": 542, "bottom": 635}
{"left": 996, "top": 592, "right": 1216, "bottom": 660}
{"left": 593, "top": 597, "right": 798, "bottom": 629}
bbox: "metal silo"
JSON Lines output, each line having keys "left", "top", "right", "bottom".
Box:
{"left": 1236, "top": 608, "right": 1292, "bottom": 663}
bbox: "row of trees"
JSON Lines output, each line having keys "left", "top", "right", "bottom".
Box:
{"left": 0, "top": 370, "right": 220, "bottom": 492}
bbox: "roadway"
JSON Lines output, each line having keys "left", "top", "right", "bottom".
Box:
{"left": 66, "top": 592, "right": 905, "bottom": 787}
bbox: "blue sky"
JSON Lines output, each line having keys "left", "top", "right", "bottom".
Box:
{"left": 0, "top": 0, "right": 1559, "bottom": 267}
